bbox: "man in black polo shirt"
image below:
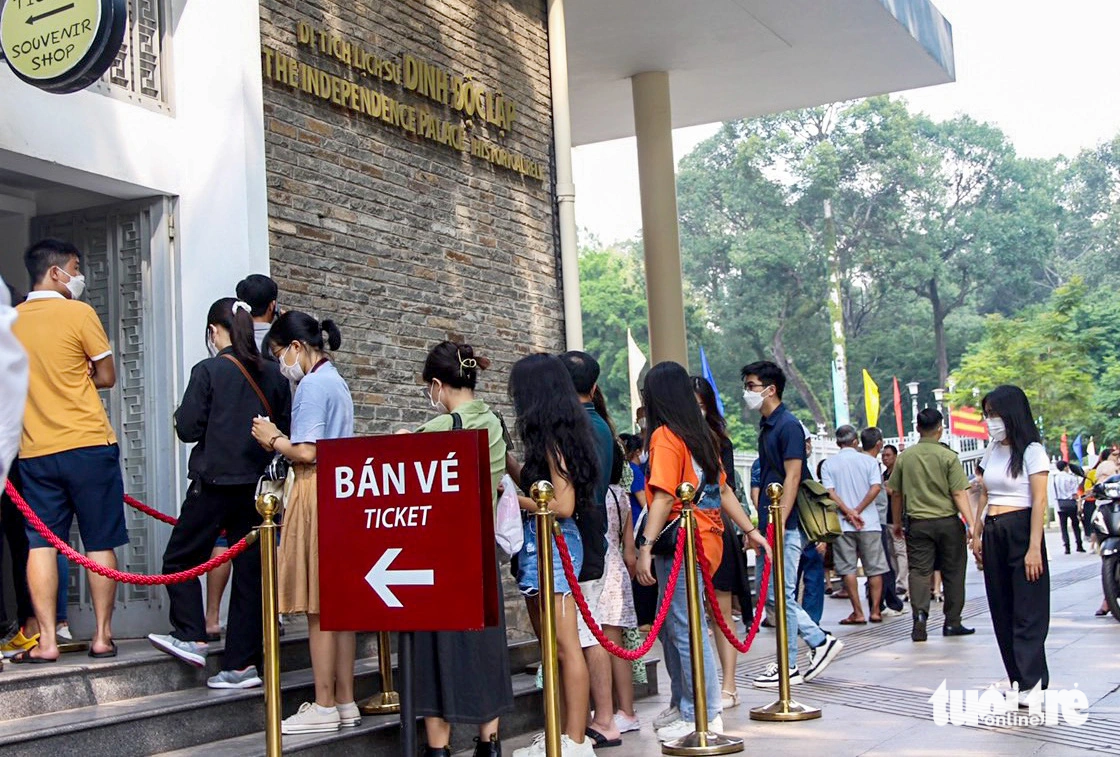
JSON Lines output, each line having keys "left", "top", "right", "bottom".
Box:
{"left": 742, "top": 361, "right": 842, "bottom": 688}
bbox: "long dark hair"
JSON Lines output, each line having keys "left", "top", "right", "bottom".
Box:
{"left": 265, "top": 311, "right": 342, "bottom": 353}
{"left": 207, "top": 298, "right": 262, "bottom": 372}
{"left": 981, "top": 385, "right": 1041, "bottom": 478}
{"left": 509, "top": 354, "right": 599, "bottom": 508}
{"left": 643, "top": 362, "right": 721, "bottom": 481}
{"left": 691, "top": 374, "right": 731, "bottom": 447}
{"left": 423, "top": 341, "right": 491, "bottom": 389}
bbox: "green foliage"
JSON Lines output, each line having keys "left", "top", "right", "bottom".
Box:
{"left": 949, "top": 279, "right": 1100, "bottom": 443}
{"left": 578, "top": 100, "right": 1120, "bottom": 453}
{"left": 577, "top": 239, "right": 708, "bottom": 435}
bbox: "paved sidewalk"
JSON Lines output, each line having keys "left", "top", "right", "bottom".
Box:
{"left": 496, "top": 530, "right": 1120, "bottom": 756}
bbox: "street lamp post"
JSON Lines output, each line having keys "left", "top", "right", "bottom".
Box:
{"left": 907, "top": 381, "right": 920, "bottom": 436}
{"left": 932, "top": 387, "right": 945, "bottom": 423}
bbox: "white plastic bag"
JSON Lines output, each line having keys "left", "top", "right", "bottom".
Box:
{"left": 496, "top": 474, "right": 524, "bottom": 559}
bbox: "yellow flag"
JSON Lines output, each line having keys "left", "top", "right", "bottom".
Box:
{"left": 863, "top": 369, "right": 880, "bottom": 427}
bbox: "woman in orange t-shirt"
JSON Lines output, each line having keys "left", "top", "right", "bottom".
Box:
{"left": 635, "top": 362, "right": 769, "bottom": 739}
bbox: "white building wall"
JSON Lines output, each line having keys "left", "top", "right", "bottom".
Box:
{"left": 0, "top": 0, "right": 270, "bottom": 384}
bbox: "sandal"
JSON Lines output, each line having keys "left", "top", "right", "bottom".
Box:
{"left": 585, "top": 727, "right": 622, "bottom": 748}
{"left": 11, "top": 650, "right": 58, "bottom": 664}
{"left": 720, "top": 690, "right": 740, "bottom": 708}
{"left": 839, "top": 614, "right": 867, "bottom": 625}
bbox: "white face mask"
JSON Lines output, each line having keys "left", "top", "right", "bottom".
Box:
{"left": 55, "top": 266, "right": 86, "bottom": 300}
{"left": 743, "top": 389, "right": 766, "bottom": 411}
{"left": 429, "top": 380, "right": 447, "bottom": 414}
{"left": 206, "top": 327, "right": 219, "bottom": 358}
{"left": 987, "top": 417, "right": 1007, "bottom": 443}
{"left": 279, "top": 344, "right": 305, "bottom": 383}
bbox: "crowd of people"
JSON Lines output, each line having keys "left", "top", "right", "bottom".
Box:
{"left": 0, "top": 236, "right": 1100, "bottom": 755}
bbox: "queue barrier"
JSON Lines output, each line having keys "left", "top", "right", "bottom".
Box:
{"left": 4, "top": 480, "right": 253, "bottom": 584}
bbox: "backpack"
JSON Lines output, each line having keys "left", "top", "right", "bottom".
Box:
{"left": 573, "top": 493, "right": 607, "bottom": 582}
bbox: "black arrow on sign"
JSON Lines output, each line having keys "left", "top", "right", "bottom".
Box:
{"left": 26, "top": 3, "right": 76, "bottom": 25}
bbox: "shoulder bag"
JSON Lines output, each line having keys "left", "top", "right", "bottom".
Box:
{"left": 796, "top": 478, "right": 843, "bottom": 544}
{"left": 223, "top": 355, "right": 292, "bottom": 504}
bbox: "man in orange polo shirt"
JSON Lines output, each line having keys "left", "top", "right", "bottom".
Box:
{"left": 11, "top": 239, "right": 128, "bottom": 663}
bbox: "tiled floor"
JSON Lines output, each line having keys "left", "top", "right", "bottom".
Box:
{"left": 492, "top": 530, "right": 1120, "bottom": 756}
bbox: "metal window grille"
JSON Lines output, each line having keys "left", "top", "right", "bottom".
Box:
{"left": 93, "top": 0, "right": 170, "bottom": 110}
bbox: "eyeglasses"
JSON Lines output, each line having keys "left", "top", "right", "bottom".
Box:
{"left": 743, "top": 382, "right": 766, "bottom": 391}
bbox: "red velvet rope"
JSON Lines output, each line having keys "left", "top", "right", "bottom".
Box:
{"left": 4, "top": 480, "right": 254, "bottom": 585}
{"left": 695, "top": 522, "right": 773, "bottom": 654}
{"left": 124, "top": 494, "right": 178, "bottom": 526}
{"left": 554, "top": 521, "right": 685, "bottom": 662}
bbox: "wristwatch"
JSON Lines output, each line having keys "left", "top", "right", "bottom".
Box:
{"left": 636, "top": 533, "right": 651, "bottom": 550}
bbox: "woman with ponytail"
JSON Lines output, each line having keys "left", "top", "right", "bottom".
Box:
{"left": 251, "top": 310, "right": 357, "bottom": 735}
{"left": 149, "top": 298, "right": 291, "bottom": 691}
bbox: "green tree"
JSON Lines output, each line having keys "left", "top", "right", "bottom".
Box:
{"left": 577, "top": 238, "right": 708, "bottom": 432}
{"left": 889, "top": 115, "right": 1060, "bottom": 386}
{"left": 949, "top": 279, "right": 1096, "bottom": 441}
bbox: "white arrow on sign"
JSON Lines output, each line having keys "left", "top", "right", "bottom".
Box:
{"left": 364, "top": 548, "right": 435, "bottom": 608}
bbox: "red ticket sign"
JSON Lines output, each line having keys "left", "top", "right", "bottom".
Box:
{"left": 316, "top": 430, "right": 499, "bottom": 632}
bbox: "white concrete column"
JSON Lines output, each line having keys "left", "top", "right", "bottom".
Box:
{"left": 631, "top": 71, "right": 687, "bottom": 367}
{"left": 547, "top": 0, "right": 584, "bottom": 351}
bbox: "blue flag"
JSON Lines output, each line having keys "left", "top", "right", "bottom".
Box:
{"left": 699, "top": 346, "right": 725, "bottom": 416}
{"left": 1073, "top": 434, "right": 1084, "bottom": 464}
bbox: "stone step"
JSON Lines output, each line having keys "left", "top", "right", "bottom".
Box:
{"left": 0, "top": 628, "right": 540, "bottom": 725}
{"left": 153, "top": 659, "right": 662, "bottom": 757}
{"left": 0, "top": 623, "right": 377, "bottom": 722}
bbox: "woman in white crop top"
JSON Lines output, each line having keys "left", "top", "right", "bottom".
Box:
{"left": 973, "top": 385, "right": 1050, "bottom": 699}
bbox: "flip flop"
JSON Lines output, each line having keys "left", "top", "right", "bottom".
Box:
{"left": 10, "top": 650, "right": 58, "bottom": 664}
{"left": 585, "top": 727, "right": 622, "bottom": 748}
{"left": 88, "top": 642, "right": 118, "bottom": 659}
{"left": 869, "top": 616, "right": 883, "bottom": 624}
{"left": 838, "top": 615, "right": 867, "bottom": 626}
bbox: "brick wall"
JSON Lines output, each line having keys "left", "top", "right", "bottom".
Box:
{"left": 260, "top": 0, "right": 559, "bottom": 639}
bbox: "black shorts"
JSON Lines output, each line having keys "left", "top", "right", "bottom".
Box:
{"left": 19, "top": 445, "right": 129, "bottom": 552}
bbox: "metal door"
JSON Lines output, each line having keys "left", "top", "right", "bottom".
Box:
{"left": 32, "top": 197, "right": 179, "bottom": 637}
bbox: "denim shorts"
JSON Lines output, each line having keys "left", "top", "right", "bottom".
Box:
{"left": 19, "top": 445, "right": 128, "bottom": 552}
{"left": 517, "top": 516, "right": 583, "bottom": 596}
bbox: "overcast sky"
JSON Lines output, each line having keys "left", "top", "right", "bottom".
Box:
{"left": 572, "top": 0, "right": 1120, "bottom": 246}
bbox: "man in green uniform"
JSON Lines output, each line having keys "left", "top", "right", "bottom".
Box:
{"left": 888, "top": 409, "right": 976, "bottom": 642}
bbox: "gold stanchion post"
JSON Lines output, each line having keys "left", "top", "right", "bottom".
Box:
{"left": 257, "top": 492, "right": 284, "bottom": 757}
{"left": 750, "top": 483, "right": 821, "bottom": 722}
{"left": 530, "top": 480, "right": 562, "bottom": 757}
{"left": 663, "top": 483, "right": 744, "bottom": 756}
{"left": 359, "top": 632, "right": 401, "bottom": 715}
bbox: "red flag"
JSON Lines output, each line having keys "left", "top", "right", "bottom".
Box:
{"left": 950, "top": 407, "right": 987, "bottom": 440}
{"left": 1061, "top": 433, "right": 1069, "bottom": 463}
{"left": 893, "top": 377, "right": 904, "bottom": 439}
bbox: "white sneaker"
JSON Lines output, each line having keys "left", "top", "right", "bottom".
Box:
{"left": 56, "top": 623, "right": 73, "bottom": 642}
{"left": 803, "top": 634, "right": 844, "bottom": 682}
{"left": 753, "top": 662, "right": 804, "bottom": 688}
{"left": 881, "top": 606, "right": 908, "bottom": 617}
{"left": 511, "top": 733, "right": 548, "bottom": 757}
{"left": 656, "top": 715, "right": 724, "bottom": 742}
{"left": 281, "top": 702, "right": 341, "bottom": 735}
{"left": 336, "top": 701, "right": 361, "bottom": 727}
{"left": 614, "top": 711, "right": 641, "bottom": 733}
{"left": 147, "top": 633, "right": 208, "bottom": 668}
{"left": 653, "top": 705, "right": 681, "bottom": 729}
{"left": 512, "top": 733, "right": 596, "bottom": 757}
{"left": 562, "top": 735, "right": 595, "bottom": 756}
{"left": 207, "top": 666, "right": 262, "bottom": 689}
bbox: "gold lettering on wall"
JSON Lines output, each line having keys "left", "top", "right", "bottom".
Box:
{"left": 266, "top": 20, "right": 542, "bottom": 181}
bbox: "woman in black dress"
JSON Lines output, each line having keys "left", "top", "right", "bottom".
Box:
{"left": 406, "top": 342, "right": 514, "bottom": 757}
